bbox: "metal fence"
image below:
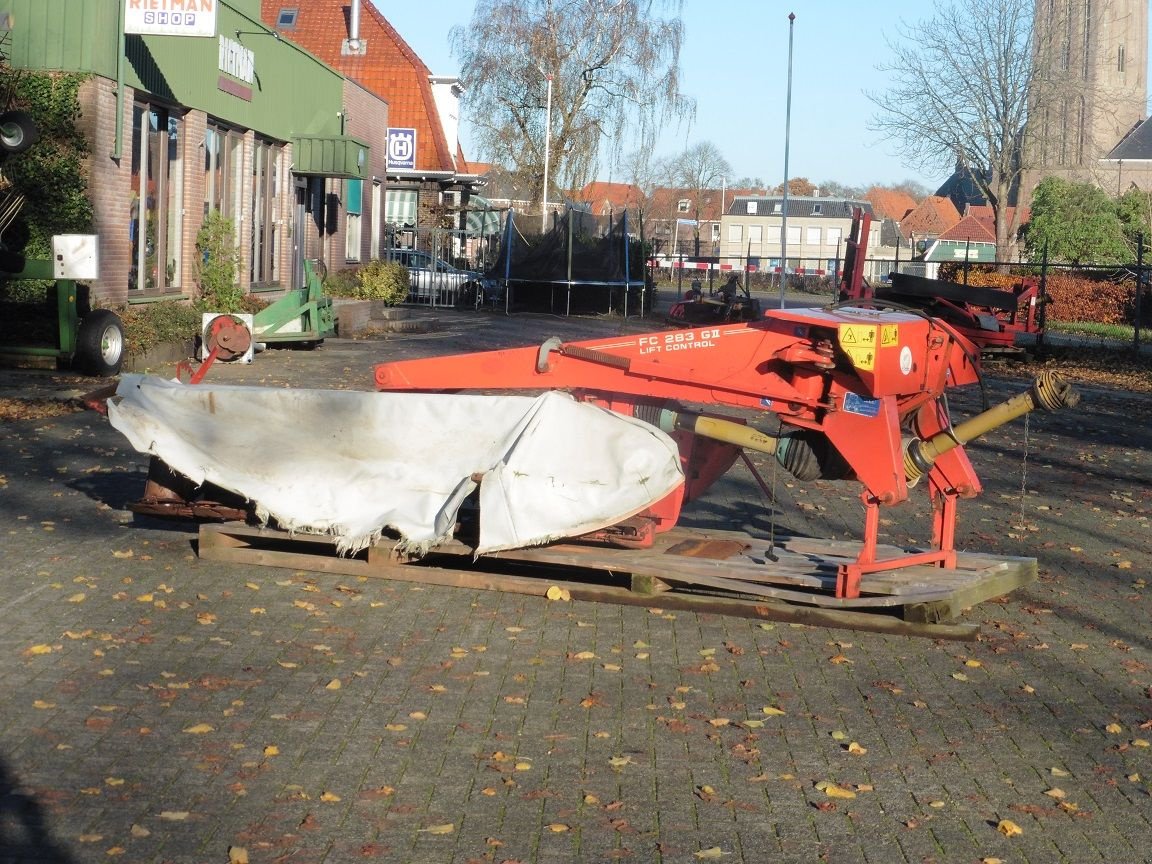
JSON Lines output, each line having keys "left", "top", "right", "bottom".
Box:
{"left": 382, "top": 225, "right": 503, "bottom": 308}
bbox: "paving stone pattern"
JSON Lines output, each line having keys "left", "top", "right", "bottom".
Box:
{"left": 1, "top": 309, "right": 1150, "bottom": 863}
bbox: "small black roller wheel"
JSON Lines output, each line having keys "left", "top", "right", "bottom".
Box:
{"left": 456, "top": 281, "right": 480, "bottom": 310}
{"left": 76, "top": 309, "right": 125, "bottom": 377}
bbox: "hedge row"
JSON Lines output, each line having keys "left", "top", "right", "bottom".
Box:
{"left": 938, "top": 264, "right": 1138, "bottom": 325}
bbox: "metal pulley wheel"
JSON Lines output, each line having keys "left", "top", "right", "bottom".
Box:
{"left": 204, "top": 314, "right": 253, "bottom": 362}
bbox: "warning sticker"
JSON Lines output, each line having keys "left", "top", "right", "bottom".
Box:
{"left": 881, "top": 324, "right": 899, "bottom": 346}
{"left": 844, "top": 346, "right": 875, "bottom": 370}
{"left": 838, "top": 324, "right": 877, "bottom": 347}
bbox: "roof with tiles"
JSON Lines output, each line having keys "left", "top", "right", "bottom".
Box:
{"left": 577, "top": 181, "right": 644, "bottom": 215}
{"left": 899, "top": 195, "right": 961, "bottom": 239}
{"left": 864, "top": 187, "right": 917, "bottom": 221}
{"left": 260, "top": 0, "right": 457, "bottom": 173}
{"left": 938, "top": 212, "right": 996, "bottom": 243}
{"left": 650, "top": 187, "right": 734, "bottom": 222}
{"left": 1107, "top": 118, "right": 1152, "bottom": 160}
{"left": 725, "top": 196, "right": 874, "bottom": 219}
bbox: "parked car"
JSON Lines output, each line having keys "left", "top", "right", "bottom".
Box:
{"left": 383, "top": 248, "right": 496, "bottom": 308}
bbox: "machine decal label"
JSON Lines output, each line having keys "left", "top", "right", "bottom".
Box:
{"left": 844, "top": 346, "right": 875, "bottom": 371}
{"left": 638, "top": 329, "right": 721, "bottom": 355}
{"left": 843, "top": 393, "right": 881, "bottom": 417}
{"left": 881, "top": 324, "right": 899, "bottom": 346}
{"left": 838, "top": 324, "right": 877, "bottom": 347}
{"left": 899, "top": 345, "right": 913, "bottom": 375}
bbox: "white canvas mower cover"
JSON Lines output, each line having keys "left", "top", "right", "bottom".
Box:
{"left": 108, "top": 375, "right": 684, "bottom": 555}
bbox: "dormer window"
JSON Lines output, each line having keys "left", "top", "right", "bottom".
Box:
{"left": 677, "top": 199, "right": 690, "bottom": 213}
{"left": 277, "top": 8, "right": 298, "bottom": 29}
{"left": 811, "top": 203, "right": 822, "bottom": 215}
{"left": 772, "top": 203, "right": 782, "bottom": 214}
{"left": 746, "top": 201, "right": 757, "bottom": 215}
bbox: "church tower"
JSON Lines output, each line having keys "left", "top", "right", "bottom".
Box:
{"left": 1029, "top": 0, "right": 1148, "bottom": 175}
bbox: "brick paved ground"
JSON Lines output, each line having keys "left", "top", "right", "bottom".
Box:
{"left": 1, "top": 308, "right": 1150, "bottom": 863}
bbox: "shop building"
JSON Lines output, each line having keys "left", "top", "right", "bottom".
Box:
{"left": 1, "top": 0, "right": 387, "bottom": 305}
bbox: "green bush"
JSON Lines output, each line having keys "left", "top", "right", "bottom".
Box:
{"left": 117, "top": 300, "right": 202, "bottom": 358}
{"left": 324, "top": 259, "right": 410, "bottom": 304}
{"left": 322, "top": 268, "right": 360, "bottom": 298}
{"left": 194, "top": 211, "right": 243, "bottom": 312}
{"left": 357, "top": 259, "right": 410, "bottom": 304}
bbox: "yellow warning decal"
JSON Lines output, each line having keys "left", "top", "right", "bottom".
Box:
{"left": 881, "top": 324, "right": 899, "bottom": 346}
{"left": 844, "top": 346, "right": 876, "bottom": 371}
{"left": 838, "top": 324, "right": 877, "bottom": 347}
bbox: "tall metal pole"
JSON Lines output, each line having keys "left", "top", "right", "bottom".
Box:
{"left": 779, "top": 12, "right": 795, "bottom": 309}
{"left": 541, "top": 74, "right": 553, "bottom": 232}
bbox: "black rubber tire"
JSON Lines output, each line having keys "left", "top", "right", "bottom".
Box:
{"left": 75, "top": 309, "right": 125, "bottom": 377}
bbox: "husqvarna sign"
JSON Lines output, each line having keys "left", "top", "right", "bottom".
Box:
{"left": 124, "top": 0, "right": 217, "bottom": 38}
{"left": 387, "top": 128, "right": 417, "bottom": 170}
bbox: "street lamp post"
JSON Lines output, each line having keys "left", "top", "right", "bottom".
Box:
{"left": 541, "top": 74, "right": 553, "bottom": 232}
{"left": 779, "top": 12, "right": 795, "bottom": 309}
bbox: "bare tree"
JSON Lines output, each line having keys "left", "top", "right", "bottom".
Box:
{"left": 667, "top": 141, "right": 731, "bottom": 255}
{"left": 867, "top": 0, "right": 1043, "bottom": 263}
{"left": 451, "top": 0, "right": 693, "bottom": 210}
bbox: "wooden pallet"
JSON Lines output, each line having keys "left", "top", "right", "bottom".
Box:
{"left": 197, "top": 522, "right": 1036, "bottom": 641}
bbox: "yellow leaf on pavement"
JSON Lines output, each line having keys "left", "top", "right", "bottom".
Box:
{"left": 24, "top": 644, "right": 53, "bottom": 657}
{"left": 1106, "top": 723, "right": 1124, "bottom": 734}
{"left": 320, "top": 791, "right": 341, "bottom": 802}
{"left": 228, "top": 847, "right": 249, "bottom": 864}
{"left": 693, "top": 848, "right": 728, "bottom": 859}
{"left": 545, "top": 585, "right": 572, "bottom": 602}
{"left": 182, "top": 723, "right": 214, "bottom": 734}
{"left": 762, "top": 706, "right": 785, "bottom": 716}
{"left": 419, "top": 823, "right": 454, "bottom": 835}
{"left": 846, "top": 742, "right": 867, "bottom": 755}
{"left": 997, "top": 819, "right": 1023, "bottom": 837}
{"left": 263, "top": 745, "right": 279, "bottom": 756}
{"left": 325, "top": 678, "right": 342, "bottom": 690}
{"left": 547, "top": 823, "right": 569, "bottom": 832}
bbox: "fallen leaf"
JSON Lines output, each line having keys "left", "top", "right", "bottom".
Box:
{"left": 325, "top": 678, "right": 342, "bottom": 690}
{"left": 708, "top": 718, "right": 731, "bottom": 727}
{"left": 571, "top": 651, "right": 596, "bottom": 660}
{"left": 762, "top": 706, "right": 785, "bottom": 716}
{"left": 385, "top": 724, "right": 407, "bottom": 732}
{"left": 130, "top": 825, "right": 150, "bottom": 838}
{"left": 159, "top": 811, "right": 189, "bottom": 821}
{"left": 608, "top": 756, "right": 634, "bottom": 768}
{"left": 546, "top": 585, "right": 572, "bottom": 602}
{"left": 547, "top": 823, "right": 569, "bottom": 832}
{"left": 419, "top": 823, "right": 454, "bottom": 835}
{"left": 112, "top": 549, "right": 134, "bottom": 559}
{"left": 997, "top": 819, "right": 1023, "bottom": 837}
{"left": 1050, "top": 767, "right": 1070, "bottom": 777}
{"left": 846, "top": 742, "right": 867, "bottom": 755}
{"left": 1044, "top": 788, "right": 1066, "bottom": 799}
{"left": 23, "top": 644, "right": 54, "bottom": 657}
{"left": 228, "top": 847, "right": 249, "bottom": 864}
{"left": 965, "top": 659, "right": 982, "bottom": 668}
{"left": 1106, "top": 723, "right": 1124, "bottom": 734}
{"left": 952, "top": 672, "right": 969, "bottom": 682}
{"left": 693, "top": 849, "right": 728, "bottom": 859}
{"left": 182, "top": 723, "right": 214, "bottom": 734}
{"left": 263, "top": 745, "right": 279, "bottom": 757}
{"left": 320, "top": 791, "right": 341, "bottom": 802}
{"left": 67, "top": 593, "right": 85, "bottom": 603}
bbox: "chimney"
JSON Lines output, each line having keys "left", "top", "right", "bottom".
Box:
{"left": 343, "top": 0, "right": 367, "bottom": 55}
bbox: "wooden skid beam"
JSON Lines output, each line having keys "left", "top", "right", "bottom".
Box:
{"left": 197, "top": 523, "right": 1037, "bottom": 640}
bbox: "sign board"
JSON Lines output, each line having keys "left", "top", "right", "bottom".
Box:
{"left": 124, "top": 0, "right": 217, "bottom": 38}
{"left": 387, "top": 128, "right": 417, "bottom": 170}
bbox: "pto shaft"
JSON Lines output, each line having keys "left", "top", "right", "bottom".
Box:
{"left": 904, "top": 370, "right": 1079, "bottom": 483}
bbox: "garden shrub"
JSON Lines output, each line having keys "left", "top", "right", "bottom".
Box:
{"left": 324, "top": 260, "right": 410, "bottom": 304}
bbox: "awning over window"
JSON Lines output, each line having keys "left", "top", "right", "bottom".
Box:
{"left": 292, "top": 135, "right": 369, "bottom": 179}
{"left": 386, "top": 189, "right": 418, "bottom": 227}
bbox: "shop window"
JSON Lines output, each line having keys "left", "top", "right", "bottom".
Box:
{"left": 251, "top": 138, "right": 284, "bottom": 286}
{"left": 204, "top": 121, "right": 243, "bottom": 221}
{"left": 130, "top": 103, "right": 184, "bottom": 295}
{"left": 345, "top": 178, "right": 363, "bottom": 262}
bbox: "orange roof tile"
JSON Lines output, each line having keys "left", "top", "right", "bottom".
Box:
{"left": 938, "top": 213, "right": 996, "bottom": 243}
{"left": 577, "top": 181, "right": 644, "bottom": 215}
{"left": 899, "top": 195, "right": 961, "bottom": 239}
{"left": 864, "top": 187, "right": 917, "bottom": 221}
{"left": 261, "top": 0, "right": 457, "bottom": 172}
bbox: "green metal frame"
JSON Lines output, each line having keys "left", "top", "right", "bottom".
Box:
{"left": 0, "top": 258, "right": 82, "bottom": 360}
{"left": 252, "top": 259, "right": 335, "bottom": 343}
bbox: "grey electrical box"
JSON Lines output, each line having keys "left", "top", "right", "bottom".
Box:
{"left": 52, "top": 234, "right": 99, "bottom": 280}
